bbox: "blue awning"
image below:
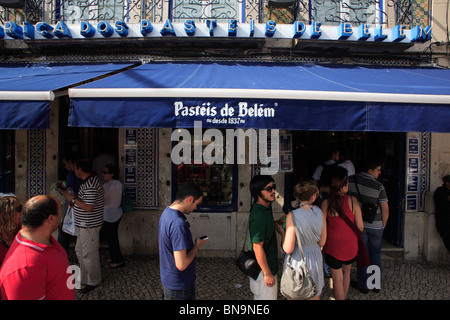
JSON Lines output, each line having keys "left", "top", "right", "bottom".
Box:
{"left": 0, "top": 62, "right": 135, "bottom": 129}
{"left": 69, "top": 61, "right": 450, "bottom": 132}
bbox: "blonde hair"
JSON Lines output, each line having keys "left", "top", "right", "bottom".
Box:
{"left": 293, "top": 179, "right": 319, "bottom": 202}
{"left": 0, "top": 196, "right": 21, "bottom": 244}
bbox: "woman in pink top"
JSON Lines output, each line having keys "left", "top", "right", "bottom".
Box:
{"left": 321, "top": 166, "right": 363, "bottom": 300}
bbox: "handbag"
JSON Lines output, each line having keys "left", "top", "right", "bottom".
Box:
{"left": 235, "top": 211, "right": 260, "bottom": 278}
{"left": 354, "top": 175, "right": 378, "bottom": 223}
{"left": 340, "top": 198, "right": 370, "bottom": 267}
{"left": 62, "top": 206, "right": 79, "bottom": 236}
{"left": 280, "top": 213, "right": 317, "bottom": 300}
{"left": 236, "top": 250, "right": 260, "bottom": 278}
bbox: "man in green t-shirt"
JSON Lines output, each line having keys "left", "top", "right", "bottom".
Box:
{"left": 248, "top": 175, "right": 278, "bottom": 300}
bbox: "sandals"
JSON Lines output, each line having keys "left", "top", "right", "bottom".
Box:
{"left": 109, "top": 261, "right": 125, "bottom": 268}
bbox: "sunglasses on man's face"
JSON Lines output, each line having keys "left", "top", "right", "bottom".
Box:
{"left": 262, "top": 184, "right": 276, "bottom": 192}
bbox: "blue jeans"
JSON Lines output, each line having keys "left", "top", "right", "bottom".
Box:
{"left": 163, "top": 285, "right": 196, "bottom": 300}
{"left": 357, "top": 227, "right": 383, "bottom": 290}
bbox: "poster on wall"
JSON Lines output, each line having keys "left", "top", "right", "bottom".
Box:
{"left": 408, "top": 138, "right": 419, "bottom": 155}
{"left": 124, "top": 167, "right": 136, "bottom": 184}
{"left": 408, "top": 157, "right": 419, "bottom": 174}
{"left": 279, "top": 134, "right": 293, "bottom": 173}
{"left": 124, "top": 129, "right": 137, "bottom": 205}
{"left": 407, "top": 175, "right": 419, "bottom": 192}
{"left": 125, "top": 129, "right": 137, "bottom": 145}
{"left": 406, "top": 194, "right": 418, "bottom": 211}
{"left": 125, "top": 148, "right": 137, "bottom": 166}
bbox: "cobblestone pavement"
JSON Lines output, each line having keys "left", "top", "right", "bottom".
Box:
{"left": 75, "top": 250, "right": 450, "bottom": 300}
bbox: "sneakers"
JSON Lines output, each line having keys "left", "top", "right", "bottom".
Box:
{"left": 80, "top": 284, "right": 98, "bottom": 294}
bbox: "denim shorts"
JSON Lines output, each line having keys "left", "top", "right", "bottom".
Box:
{"left": 163, "top": 284, "right": 196, "bottom": 300}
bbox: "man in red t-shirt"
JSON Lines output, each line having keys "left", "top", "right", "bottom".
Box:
{"left": 0, "top": 195, "right": 75, "bottom": 300}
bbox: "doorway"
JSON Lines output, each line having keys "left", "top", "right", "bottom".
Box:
{"left": 58, "top": 97, "right": 119, "bottom": 181}
{"left": 288, "top": 131, "right": 405, "bottom": 247}
{"left": 0, "top": 130, "right": 15, "bottom": 194}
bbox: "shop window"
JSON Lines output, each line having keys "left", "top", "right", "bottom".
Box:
{"left": 172, "top": 128, "right": 238, "bottom": 212}
{"left": 312, "top": 0, "right": 385, "bottom": 26}
{"left": 61, "top": 0, "right": 124, "bottom": 23}
{"left": 172, "top": 0, "right": 241, "bottom": 22}
{"left": 0, "top": 130, "right": 15, "bottom": 194}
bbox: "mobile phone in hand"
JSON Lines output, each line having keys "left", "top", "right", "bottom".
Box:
{"left": 57, "top": 182, "right": 67, "bottom": 191}
{"left": 199, "top": 235, "right": 208, "bottom": 240}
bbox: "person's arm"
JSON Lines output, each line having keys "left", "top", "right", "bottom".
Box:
{"left": 282, "top": 213, "right": 295, "bottom": 254}
{"left": 1, "top": 266, "right": 46, "bottom": 300}
{"left": 352, "top": 196, "right": 364, "bottom": 231}
{"left": 380, "top": 201, "right": 389, "bottom": 228}
{"left": 252, "top": 242, "right": 275, "bottom": 287}
{"left": 173, "top": 237, "right": 207, "bottom": 271}
{"left": 59, "top": 186, "right": 94, "bottom": 212}
{"left": 319, "top": 210, "right": 327, "bottom": 247}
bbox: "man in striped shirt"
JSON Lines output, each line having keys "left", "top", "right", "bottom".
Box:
{"left": 60, "top": 159, "right": 104, "bottom": 294}
{"left": 348, "top": 160, "right": 389, "bottom": 294}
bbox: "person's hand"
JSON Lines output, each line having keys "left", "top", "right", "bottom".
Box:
{"left": 276, "top": 215, "right": 286, "bottom": 225}
{"left": 264, "top": 273, "right": 275, "bottom": 287}
{"left": 57, "top": 185, "right": 69, "bottom": 197}
{"left": 195, "top": 236, "right": 208, "bottom": 249}
{"left": 274, "top": 222, "right": 285, "bottom": 236}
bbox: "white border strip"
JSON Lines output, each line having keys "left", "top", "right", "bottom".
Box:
{"left": 69, "top": 88, "right": 450, "bottom": 104}
{"left": 0, "top": 91, "right": 55, "bottom": 101}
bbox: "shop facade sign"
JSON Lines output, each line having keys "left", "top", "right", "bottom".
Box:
{"left": 1, "top": 20, "right": 431, "bottom": 43}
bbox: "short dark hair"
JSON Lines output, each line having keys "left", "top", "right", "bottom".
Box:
{"left": 105, "top": 163, "right": 119, "bottom": 180}
{"left": 63, "top": 152, "right": 80, "bottom": 164}
{"left": 176, "top": 183, "right": 203, "bottom": 202}
{"left": 363, "top": 160, "right": 382, "bottom": 172}
{"left": 250, "top": 175, "right": 274, "bottom": 202}
{"left": 21, "top": 195, "right": 59, "bottom": 228}
{"left": 75, "top": 159, "right": 92, "bottom": 173}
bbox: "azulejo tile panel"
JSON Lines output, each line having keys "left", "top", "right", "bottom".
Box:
{"left": 134, "top": 128, "right": 159, "bottom": 210}
{"left": 28, "top": 130, "right": 46, "bottom": 198}
{"left": 419, "top": 132, "right": 430, "bottom": 210}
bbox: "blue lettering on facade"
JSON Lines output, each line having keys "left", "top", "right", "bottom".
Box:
{"left": 310, "top": 22, "right": 321, "bottom": 39}
{"left": 54, "top": 21, "right": 72, "bottom": 39}
{"left": 141, "top": 19, "right": 153, "bottom": 36}
{"left": 265, "top": 20, "right": 276, "bottom": 37}
{"left": 358, "top": 24, "right": 370, "bottom": 40}
{"left": 293, "top": 21, "right": 305, "bottom": 39}
{"left": 160, "top": 19, "right": 176, "bottom": 36}
{"left": 184, "top": 20, "right": 196, "bottom": 36}
{"left": 36, "top": 22, "right": 54, "bottom": 39}
{"left": 81, "top": 21, "right": 95, "bottom": 38}
{"left": 0, "top": 20, "right": 432, "bottom": 43}
{"left": 97, "top": 21, "right": 114, "bottom": 37}
{"left": 206, "top": 19, "right": 217, "bottom": 36}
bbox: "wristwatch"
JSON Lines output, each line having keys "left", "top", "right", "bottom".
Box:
{"left": 70, "top": 197, "right": 77, "bottom": 206}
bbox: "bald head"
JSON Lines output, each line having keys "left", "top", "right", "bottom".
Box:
{"left": 21, "top": 195, "right": 61, "bottom": 229}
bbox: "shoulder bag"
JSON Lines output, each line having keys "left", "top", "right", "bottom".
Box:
{"left": 354, "top": 175, "right": 378, "bottom": 223}
{"left": 280, "top": 212, "right": 317, "bottom": 300}
{"left": 235, "top": 211, "right": 260, "bottom": 278}
{"left": 341, "top": 197, "right": 370, "bottom": 267}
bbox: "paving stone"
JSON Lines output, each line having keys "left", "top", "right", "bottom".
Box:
{"left": 75, "top": 249, "right": 450, "bottom": 300}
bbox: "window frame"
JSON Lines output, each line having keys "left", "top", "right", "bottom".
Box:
{"left": 171, "top": 129, "right": 239, "bottom": 213}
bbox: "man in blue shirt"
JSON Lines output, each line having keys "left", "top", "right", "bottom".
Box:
{"left": 158, "top": 183, "right": 207, "bottom": 300}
